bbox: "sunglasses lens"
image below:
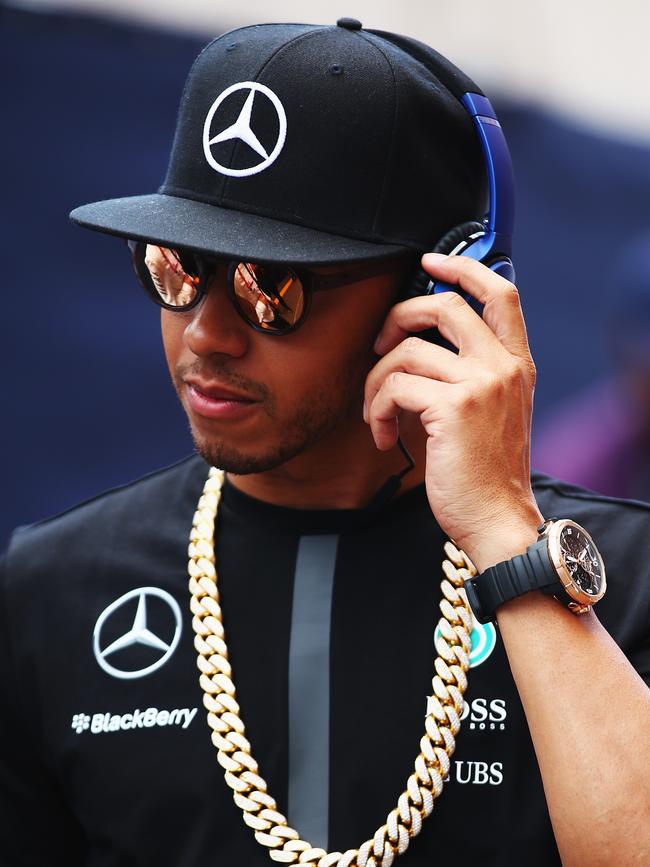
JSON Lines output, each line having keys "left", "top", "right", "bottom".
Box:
{"left": 137, "top": 244, "right": 201, "bottom": 309}
{"left": 129, "top": 242, "right": 307, "bottom": 330}
{"left": 231, "top": 262, "right": 305, "bottom": 332}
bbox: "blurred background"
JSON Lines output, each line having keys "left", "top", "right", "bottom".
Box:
{"left": 3, "top": 0, "right": 650, "bottom": 547}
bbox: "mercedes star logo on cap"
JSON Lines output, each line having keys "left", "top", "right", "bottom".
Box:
{"left": 203, "top": 81, "right": 288, "bottom": 178}
{"left": 93, "top": 587, "right": 183, "bottom": 680}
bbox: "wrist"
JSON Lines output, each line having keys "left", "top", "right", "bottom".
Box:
{"left": 465, "top": 516, "right": 607, "bottom": 625}
{"left": 495, "top": 586, "right": 600, "bottom": 625}
{"left": 458, "top": 509, "right": 543, "bottom": 573}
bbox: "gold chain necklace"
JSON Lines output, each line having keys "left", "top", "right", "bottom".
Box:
{"left": 189, "top": 467, "right": 476, "bottom": 867}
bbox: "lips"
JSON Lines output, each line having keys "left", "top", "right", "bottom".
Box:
{"left": 185, "top": 378, "right": 258, "bottom": 403}
{"left": 184, "top": 378, "right": 261, "bottom": 420}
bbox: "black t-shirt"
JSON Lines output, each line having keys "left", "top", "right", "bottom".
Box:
{"left": 2, "top": 455, "right": 649, "bottom": 867}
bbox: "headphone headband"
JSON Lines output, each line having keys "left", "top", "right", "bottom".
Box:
{"left": 462, "top": 93, "right": 515, "bottom": 243}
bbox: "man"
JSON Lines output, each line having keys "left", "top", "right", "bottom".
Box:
{"left": 1, "top": 18, "right": 649, "bottom": 867}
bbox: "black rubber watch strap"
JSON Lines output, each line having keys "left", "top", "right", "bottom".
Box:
{"left": 465, "top": 538, "right": 560, "bottom": 623}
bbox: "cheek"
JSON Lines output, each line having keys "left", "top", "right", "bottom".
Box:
{"left": 160, "top": 310, "right": 189, "bottom": 377}
{"left": 308, "top": 282, "right": 397, "bottom": 357}
{"left": 265, "top": 286, "right": 395, "bottom": 402}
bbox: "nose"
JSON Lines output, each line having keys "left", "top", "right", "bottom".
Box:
{"left": 184, "top": 267, "right": 250, "bottom": 359}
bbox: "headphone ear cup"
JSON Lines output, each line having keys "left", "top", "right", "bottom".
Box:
{"left": 400, "top": 221, "right": 485, "bottom": 302}
{"left": 403, "top": 264, "right": 434, "bottom": 300}
{"left": 432, "top": 220, "right": 485, "bottom": 256}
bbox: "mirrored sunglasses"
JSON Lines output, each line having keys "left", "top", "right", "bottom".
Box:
{"left": 128, "top": 240, "right": 409, "bottom": 335}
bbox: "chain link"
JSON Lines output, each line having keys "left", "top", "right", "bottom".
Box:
{"left": 189, "top": 467, "right": 476, "bottom": 866}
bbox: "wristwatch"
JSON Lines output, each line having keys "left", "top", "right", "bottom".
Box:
{"left": 464, "top": 519, "right": 607, "bottom": 624}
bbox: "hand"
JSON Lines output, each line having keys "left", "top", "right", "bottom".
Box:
{"left": 363, "top": 253, "right": 544, "bottom": 571}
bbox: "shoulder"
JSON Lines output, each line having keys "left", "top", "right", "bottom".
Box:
{"left": 531, "top": 468, "right": 650, "bottom": 541}
{"left": 531, "top": 469, "right": 650, "bottom": 649}
{"left": 3, "top": 455, "right": 208, "bottom": 587}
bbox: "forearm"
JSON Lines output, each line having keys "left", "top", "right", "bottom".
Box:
{"left": 369, "top": 250, "right": 650, "bottom": 862}
{"left": 497, "top": 591, "right": 650, "bottom": 866}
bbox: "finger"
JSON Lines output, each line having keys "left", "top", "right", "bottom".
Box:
{"left": 373, "top": 290, "right": 501, "bottom": 358}
{"left": 364, "top": 336, "right": 472, "bottom": 416}
{"left": 420, "top": 253, "right": 532, "bottom": 360}
{"left": 368, "top": 371, "right": 452, "bottom": 450}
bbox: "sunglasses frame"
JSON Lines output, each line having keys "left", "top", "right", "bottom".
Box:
{"left": 127, "top": 239, "right": 412, "bottom": 335}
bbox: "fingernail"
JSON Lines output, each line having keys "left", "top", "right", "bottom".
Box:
{"left": 362, "top": 400, "right": 368, "bottom": 422}
{"left": 373, "top": 334, "right": 385, "bottom": 354}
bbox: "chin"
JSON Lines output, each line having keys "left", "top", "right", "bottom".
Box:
{"left": 193, "top": 436, "right": 303, "bottom": 475}
{"left": 189, "top": 375, "right": 365, "bottom": 474}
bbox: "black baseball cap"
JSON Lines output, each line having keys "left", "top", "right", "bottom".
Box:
{"left": 70, "top": 19, "right": 485, "bottom": 265}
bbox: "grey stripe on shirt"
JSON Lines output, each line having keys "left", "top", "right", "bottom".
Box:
{"left": 287, "top": 534, "right": 339, "bottom": 849}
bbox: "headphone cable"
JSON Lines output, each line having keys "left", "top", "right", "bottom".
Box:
{"left": 365, "top": 435, "right": 416, "bottom": 509}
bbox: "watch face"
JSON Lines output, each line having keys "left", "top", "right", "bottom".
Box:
{"left": 558, "top": 524, "right": 604, "bottom": 596}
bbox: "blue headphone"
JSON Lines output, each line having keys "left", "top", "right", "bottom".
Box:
{"left": 409, "top": 91, "right": 516, "bottom": 314}
{"left": 369, "top": 33, "right": 516, "bottom": 314}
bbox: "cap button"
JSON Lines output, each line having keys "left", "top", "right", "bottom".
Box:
{"left": 336, "top": 17, "right": 362, "bottom": 30}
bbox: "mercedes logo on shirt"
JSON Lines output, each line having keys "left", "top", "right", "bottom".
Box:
{"left": 93, "top": 587, "right": 182, "bottom": 680}
{"left": 202, "top": 81, "right": 288, "bottom": 177}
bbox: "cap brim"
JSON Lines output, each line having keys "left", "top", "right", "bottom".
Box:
{"left": 69, "top": 193, "right": 413, "bottom": 266}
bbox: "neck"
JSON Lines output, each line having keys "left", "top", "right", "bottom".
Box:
{"left": 227, "top": 413, "right": 427, "bottom": 510}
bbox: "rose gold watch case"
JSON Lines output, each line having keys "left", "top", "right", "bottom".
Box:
{"left": 541, "top": 519, "right": 607, "bottom": 612}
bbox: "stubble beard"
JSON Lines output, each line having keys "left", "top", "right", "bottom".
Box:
{"left": 186, "top": 360, "right": 369, "bottom": 475}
